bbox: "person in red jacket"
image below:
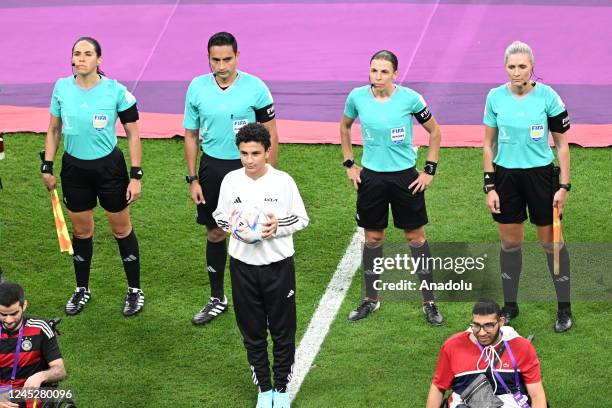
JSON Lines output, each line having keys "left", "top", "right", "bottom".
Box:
{"left": 426, "top": 300, "right": 546, "bottom": 408}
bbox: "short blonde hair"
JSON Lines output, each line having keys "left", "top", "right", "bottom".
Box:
{"left": 504, "top": 41, "right": 534, "bottom": 65}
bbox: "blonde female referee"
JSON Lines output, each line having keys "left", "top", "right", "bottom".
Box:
{"left": 483, "top": 41, "right": 572, "bottom": 332}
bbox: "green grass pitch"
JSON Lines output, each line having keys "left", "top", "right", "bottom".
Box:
{"left": 0, "top": 134, "right": 609, "bottom": 406}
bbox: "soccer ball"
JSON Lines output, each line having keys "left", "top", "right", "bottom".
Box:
{"left": 229, "top": 207, "right": 269, "bottom": 244}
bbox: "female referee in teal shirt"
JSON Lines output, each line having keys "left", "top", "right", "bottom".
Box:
{"left": 340, "top": 50, "right": 444, "bottom": 325}
{"left": 483, "top": 41, "right": 572, "bottom": 332}
{"left": 41, "top": 37, "right": 144, "bottom": 317}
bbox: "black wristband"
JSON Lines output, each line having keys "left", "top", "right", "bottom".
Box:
{"left": 424, "top": 161, "right": 437, "bottom": 175}
{"left": 40, "top": 161, "right": 53, "bottom": 175}
{"left": 484, "top": 172, "right": 495, "bottom": 186}
{"left": 130, "top": 167, "right": 143, "bottom": 180}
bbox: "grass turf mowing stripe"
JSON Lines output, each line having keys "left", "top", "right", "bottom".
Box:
{"left": 288, "top": 227, "right": 363, "bottom": 401}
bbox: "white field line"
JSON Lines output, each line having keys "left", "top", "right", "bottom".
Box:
{"left": 130, "top": 0, "right": 180, "bottom": 94}
{"left": 289, "top": 147, "right": 420, "bottom": 401}
{"left": 288, "top": 227, "right": 364, "bottom": 401}
{"left": 399, "top": 0, "right": 440, "bottom": 85}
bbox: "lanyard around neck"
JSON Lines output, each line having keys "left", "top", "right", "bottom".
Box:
{"left": 0, "top": 324, "right": 25, "bottom": 382}
{"left": 476, "top": 340, "right": 520, "bottom": 394}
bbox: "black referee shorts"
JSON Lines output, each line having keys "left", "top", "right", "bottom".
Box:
{"left": 356, "top": 167, "right": 428, "bottom": 230}
{"left": 60, "top": 147, "right": 129, "bottom": 213}
{"left": 196, "top": 152, "right": 242, "bottom": 228}
{"left": 493, "top": 163, "right": 556, "bottom": 226}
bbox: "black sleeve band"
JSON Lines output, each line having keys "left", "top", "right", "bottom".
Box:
{"left": 548, "top": 110, "right": 570, "bottom": 134}
{"left": 414, "top": 106, "right": 432, "bottom": 124}
{"left": 118, "top": 103, "right": 139, "bottom": 124}
{"left": 255, "top": 103, "right": 275, "bottom": 123}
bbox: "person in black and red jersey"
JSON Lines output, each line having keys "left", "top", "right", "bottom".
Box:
{"left": 0, "top": 282, "right": 66, "bottom": 408}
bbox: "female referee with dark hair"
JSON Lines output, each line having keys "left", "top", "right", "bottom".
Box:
{"left": 340, "top": 50, "right": 444, "bottom": 325}
{"left": 41, "top": 37, "right": 144, "bottom": 317}
{"left": 483, "top": 41, "right": 572, "bottom": 332}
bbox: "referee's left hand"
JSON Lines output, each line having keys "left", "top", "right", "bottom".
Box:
{"left": 262, "top": 213, "right": 278, "bottom": 239}
{"left": 409, "top": 172, "right": 433, "bottom": 194}
{"left": 126, "top": 179, "right": 142, "bottom": 204}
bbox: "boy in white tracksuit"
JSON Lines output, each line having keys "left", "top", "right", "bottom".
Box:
{"left": 213, "top": 123, "right": 308, "bottom": 408}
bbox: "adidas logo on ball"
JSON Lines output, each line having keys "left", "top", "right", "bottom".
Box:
{"left": 229, "top": 207, "right": 269, "bottom": 244}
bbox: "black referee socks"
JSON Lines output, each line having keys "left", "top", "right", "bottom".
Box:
{"left": 546, "top": 245, "right": 571, "bottom": 309}
{"left": 207, "top": 239, "right": 227, "bottom": 300}
{"left": 116, "top": 230, "right": 141, "bottom": 289}
{"left": 409, "top": 241, "right": 435, "bottom": 303}
{"left": 72, "top": 236, "right": 93, "bottom": 288}
{"left": 500, "top": 247, "right": 522, "bottom": 305}
{"left": 363, "top": 243, "right": 383, "bottom": 300}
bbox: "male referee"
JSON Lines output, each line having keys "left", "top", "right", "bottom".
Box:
{"left": 183, "top": 32, "right": 279, "bottom": 325}
{"left": 214, "top": 123, "right": 308, "bottom": 408}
